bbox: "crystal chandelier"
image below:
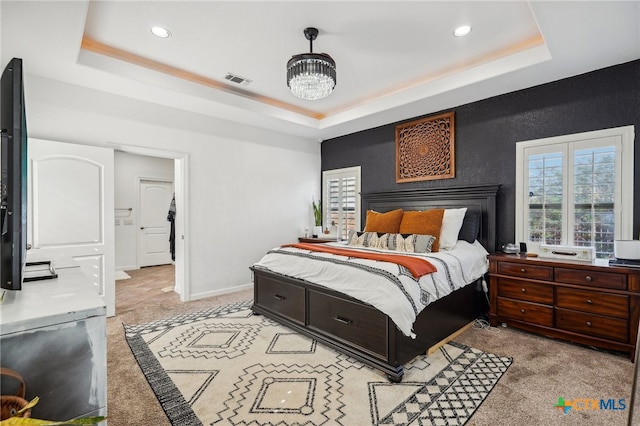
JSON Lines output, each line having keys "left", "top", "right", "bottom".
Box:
{"left": 287, "top": 27, "right": 336, "bottom": 101}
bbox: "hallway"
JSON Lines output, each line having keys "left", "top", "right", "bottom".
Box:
{"left": 115, "top": 264, "right": 178, "bottom": 315}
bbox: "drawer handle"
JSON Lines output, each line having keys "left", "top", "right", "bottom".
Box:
{"left": 552, "top": 250, "right": 577, "bottom": 256}
{"left": 520, "top": 308, "right": 525, "bottom": 314}
{"left": 521, "top": 288, "right": 526, "bottom": 293}
{"left": 586, "top": 321, "right": 592, "bottom": 326}
{"left": 586, "top": 299, "right": 593, "bottom": 304}
{"left": 520, "top": 268, "right": 526, "bottom": 273}
{"left": 585, "top": 276, "right": 592, "bottom": 282}
{"left": 272, "top": 294, "right": 286, "bottom": 301}
{"left": 333, "top": 316, "right": 353, "bottom": 325}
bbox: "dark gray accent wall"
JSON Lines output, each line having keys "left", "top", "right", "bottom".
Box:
{"left": 321, "top": 60, "right": 640, "bottom": 249}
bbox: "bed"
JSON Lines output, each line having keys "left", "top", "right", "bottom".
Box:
{"left": 250, "top": 184, "right": 499, "bottom": 382}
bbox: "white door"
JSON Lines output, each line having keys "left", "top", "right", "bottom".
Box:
{"left": 138, "top": 180, "right": 173, "bottom": 267}
{"left": 28, "top": 138, "right": 115, "bottom": 316}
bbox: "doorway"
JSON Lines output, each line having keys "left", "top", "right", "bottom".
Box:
{"left": 138, "top": 179, "right": 174, "bottom": 268}
{"left": 112, "top": 145, "right": 189, "bottom": 301}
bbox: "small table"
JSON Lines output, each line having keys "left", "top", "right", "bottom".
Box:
{"left": 298, "top": 237, "right": 336, "bottom": 243}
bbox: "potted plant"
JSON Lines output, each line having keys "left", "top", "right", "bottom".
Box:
{"left": 0, "top": 396, "right": 105, "bottom": 425}
{"left": 312, "top": 198, "right": 323, "bottom": 238}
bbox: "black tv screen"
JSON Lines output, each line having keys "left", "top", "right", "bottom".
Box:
{"left": 1, "top": 58, "right": 28, "bottom": 291}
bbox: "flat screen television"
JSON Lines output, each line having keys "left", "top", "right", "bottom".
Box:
{"left": 1, "top": 58, "right": 28, "bottom": 291}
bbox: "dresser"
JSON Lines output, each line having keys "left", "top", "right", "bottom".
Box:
{"left": 488, "top": 253, "right": 640, "bottom": 360}
{"left": 0, "top": 266, "right": 106, "bottom": 420}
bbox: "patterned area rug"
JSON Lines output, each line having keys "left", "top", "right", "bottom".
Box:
{"left": 124, "top": 300, "right": 512, "bottom": 425}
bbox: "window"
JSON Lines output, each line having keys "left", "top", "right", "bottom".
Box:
{"left": 516, "top": 126, "right": 634, "bottom": 259}
{"left": 322, "top": 166, "right": 361, "bottom": 240}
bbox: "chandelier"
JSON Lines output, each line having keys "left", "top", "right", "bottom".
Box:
{"left": 287, "top": 27, "right": 336, "bottom": 100}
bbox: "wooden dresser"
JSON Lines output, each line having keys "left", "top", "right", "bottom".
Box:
{"left": 488, "top": 253, "right": 640, "bottom": 360}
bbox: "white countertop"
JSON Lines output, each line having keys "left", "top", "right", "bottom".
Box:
{"left": 0, "top": 267, "right": 106, "bottom": 335}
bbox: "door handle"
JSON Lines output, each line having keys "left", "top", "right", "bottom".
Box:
{"left": 140, "top": 227, "right": 145, "bottom": 230}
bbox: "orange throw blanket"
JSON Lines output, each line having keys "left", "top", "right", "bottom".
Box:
{"left": 282, "top": 243, "right": 437, "bottom": 278}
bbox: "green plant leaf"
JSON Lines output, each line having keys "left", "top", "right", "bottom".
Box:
{"left": 15, "top": 397, "right": 39, "bottom": 416}
{"left": 0, "top": 416, "right": 106, "bottom": 426}
{"left": 312, "top": 198, "right": 322, "bottom": 226}
{"left": 0, "top": 394, "right": 105, "bottom": 425}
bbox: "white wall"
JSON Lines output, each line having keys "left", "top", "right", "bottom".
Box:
{"left": 25, "top": 75, "right": 321, "bottom": 300}
{"left": 114, "top": 152, "right": 174, "bottom": 271}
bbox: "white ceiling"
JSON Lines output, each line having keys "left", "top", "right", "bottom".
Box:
{"left": 2, "top": 1, "right": 639, "bottom": 141}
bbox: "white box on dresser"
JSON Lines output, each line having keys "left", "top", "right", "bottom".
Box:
{"left": 615, "top": 240, "right": 640, "bottom": 260}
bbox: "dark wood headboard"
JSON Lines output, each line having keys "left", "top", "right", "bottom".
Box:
{"left": 360, "top": 184, "right": 500, "bottom": 253}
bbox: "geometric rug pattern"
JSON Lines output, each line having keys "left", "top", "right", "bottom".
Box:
{"left": 125, "top": 300, "right": 512, "bottom": 425}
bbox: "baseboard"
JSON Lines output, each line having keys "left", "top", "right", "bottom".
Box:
{"left": 189, "top": 283, "right": 253, "bottom": 301}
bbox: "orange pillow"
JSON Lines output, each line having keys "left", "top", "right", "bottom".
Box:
{"left": 364, "top": 209, "right": 404, "bottom": 234}
{"left": 399, "top": 209, "right": 445, "bottom": 252}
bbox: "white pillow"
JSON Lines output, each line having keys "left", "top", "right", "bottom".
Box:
{"left": 439, "top": 208, "right": 467, "bottom": 250}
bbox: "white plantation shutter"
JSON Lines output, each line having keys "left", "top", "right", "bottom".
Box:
{"left": 322, "top": 166, "right": 361, "bottom": 240}
{"left": 516, "top": 126, "right": 634, "bottom": 259}
{"left": 525, "top": 148, "right": 565, "bottom": 247}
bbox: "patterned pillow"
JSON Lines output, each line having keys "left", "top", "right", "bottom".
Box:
{"left": 372, "top": 233, "right": 390, "bottom": 250}
{"left": 349, "top": 232, "right": 434, "bottom": 253}
{"left": 348, "top": 231, "right": 389, "bottom": 248}
{"left": 388, "top": 233, "right": 436, "bottom": 253}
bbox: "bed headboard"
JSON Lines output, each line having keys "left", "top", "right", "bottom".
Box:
{"left": 360, "top": 184, "right": 500, "bottom": 253}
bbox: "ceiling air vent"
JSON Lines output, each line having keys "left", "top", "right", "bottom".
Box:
{"left": 224, "top": 73, "right": 252, "bottom": 86}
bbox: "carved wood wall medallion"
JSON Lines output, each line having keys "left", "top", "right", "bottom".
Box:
{"left": 395, "top": 111, "right": 455, "bottom": 183}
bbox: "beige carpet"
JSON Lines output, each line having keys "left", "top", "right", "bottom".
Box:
{"left": 123, "top": 300, "right": 511, "bottom": 425}
{"left": 107, "top": 289, "right": 636, "bottom": 426}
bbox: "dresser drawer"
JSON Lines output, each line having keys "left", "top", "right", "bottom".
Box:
{"left": 555, "top": 268, "right": 627, "bottom": 290}
{"left": 556, "top": 288, "right": 628, "bottom": 319}
{"left": 497, "top": 278, "right": 553, "bottom": 304}
{"left": 498, "top": 262, "right": 553, "bottom": 281}
{"left": 308, "top": 290, "right": 388, "bottom": 359}
{"left": 556, "top": 308, "right": 628, "bottom": 342}
{"left": 255, "top": 277, "right": 305, "bottom": 324}
{"left": 497, "top": 298, "right": 553, "bottom": 327}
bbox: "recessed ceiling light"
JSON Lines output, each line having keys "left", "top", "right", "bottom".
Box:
{"left": 151, "top": 26, "right": 171, "bottom": 38}
{"left": 453, "top": 25, "right": 472, "bottom": 37}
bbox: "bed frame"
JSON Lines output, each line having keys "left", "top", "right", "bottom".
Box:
{"left": 251, "top": 184, "right": 500, "bottom": 382}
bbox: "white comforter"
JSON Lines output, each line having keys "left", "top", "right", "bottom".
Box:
{"left": 253, "top": 240, "right": 489, "bottom": 338}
